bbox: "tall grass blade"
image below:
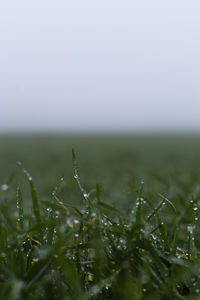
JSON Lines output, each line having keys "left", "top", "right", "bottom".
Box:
{"left": 72, "top": 149, "right": 94, "bottom": 205}
{"left": 18, "top": 162, "right": 41, "bottom": 225}
{"left": 17, "top": 186, "right": 24, "bottom": 231}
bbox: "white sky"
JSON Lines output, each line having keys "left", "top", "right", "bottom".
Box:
{"left": 0, "top": 0, "right": 200, "bottom": 131}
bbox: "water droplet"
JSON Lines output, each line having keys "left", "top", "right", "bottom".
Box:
{"left": 151, "top": 234, "right": 157, "bottom": 241}
{"left": 119, "top": 238, "right": 126, "bottom": 245}
{"left": 194, "top": 206, "right": 198, "bottom": 211}
{"left": 32, "top": 257, "right": 39, "bottom": 263}
{"left": 187, "top": 224, "right": 194, "bottom": 234}
{"left": 83, "top": 192, "right": 88, "bottom": 198}
{"left": 105, "top": 284, "right": 111, "bottom": 290}
{"left": 1, "top": 184, "right": 8, "bottom": 191}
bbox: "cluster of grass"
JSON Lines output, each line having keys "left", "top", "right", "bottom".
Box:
{"left": 1, "top": 143, "right": 200, "bottom": 300}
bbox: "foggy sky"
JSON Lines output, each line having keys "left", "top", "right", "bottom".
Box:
{"left": 0, "top": 0, "right": 200, "bottom": 131}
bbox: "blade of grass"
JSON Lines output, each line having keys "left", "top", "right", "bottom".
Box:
{"left": 72, "top": 149, "right": 94, "bottom": 206}
{"left": 158, "top": 194, "right": 177, "bottom": 214}
{"left": 17, "top": 186, "right": 24, "bottom": 231}
{"left": 18, "top": 162, "right": 41, "bottom": 225}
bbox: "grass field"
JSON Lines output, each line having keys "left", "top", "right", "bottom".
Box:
{"left": 1, "top": 133, "right": 200, "bottom": 299}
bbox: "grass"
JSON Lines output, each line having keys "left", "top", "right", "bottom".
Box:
{"left": 1, "top": 134, "right": 200, "bottom": 299}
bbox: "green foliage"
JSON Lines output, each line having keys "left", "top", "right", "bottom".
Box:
{"left": 1, "top": 134, "right": 200, "bottom": 299}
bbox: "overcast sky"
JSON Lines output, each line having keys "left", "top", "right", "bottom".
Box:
{"left": 0, "top": 0, "right": 200, "bottom": 131}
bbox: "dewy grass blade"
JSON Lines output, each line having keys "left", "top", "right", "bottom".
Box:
{"left": 72, "top": 148, "right": 94, "bottom": 205}
{"left": 158, "top": 194, "right": 177, "bottom": 214}
{"left": 146, "top": 200, "right": 164, "bottom": 222}
{"left": 53, "top": 194, "right": 68, "bottom": 212}
{"left": 96, "top": 184, "right": 101, "bottom": 203}
{"left": 52, "top": 177, "right": 64, "bottom": 196}
{"left": 29, "top": 180, "right": 41, "bottom": 225}
{"left": 52, "top": 175, "right": 69, "bottom": 211}
{"left": 146, "top": 194, "right": 176, "bottom": 224}
{"left": 18, "top": 162, "right": 41, "bottom": 225}
{"left": 17, "top": 186, "right": 24, "bottom": 231}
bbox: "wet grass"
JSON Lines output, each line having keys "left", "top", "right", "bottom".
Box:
{"left": 1, "top": 134, "right": 200, "bottom": 299}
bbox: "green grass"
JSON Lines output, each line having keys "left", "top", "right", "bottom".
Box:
{"left": 1, "top": 134, "right": 200, "bottom": 299}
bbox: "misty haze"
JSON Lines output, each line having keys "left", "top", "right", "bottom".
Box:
{"left": 1, "top": 0, "right": 200, "bottom": 131}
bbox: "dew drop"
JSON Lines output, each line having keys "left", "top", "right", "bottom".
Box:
{"left": 32, "top": 257, "right": 39, "bottom": 263}
{"left": 187, "top": 224, "right": 194, "bottom": 234}
{"left": 105, "top": 284, "right": 111, "bottom": 290}
{"left": 1, "top": 184, "right": 8, "bottom": 191}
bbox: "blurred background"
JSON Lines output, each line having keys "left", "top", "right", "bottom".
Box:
{"left": 1, "top": 0, "right": 200, "bottom": 132}
{"left": 0, "top": 0, "right": 200, "bottom": 208}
